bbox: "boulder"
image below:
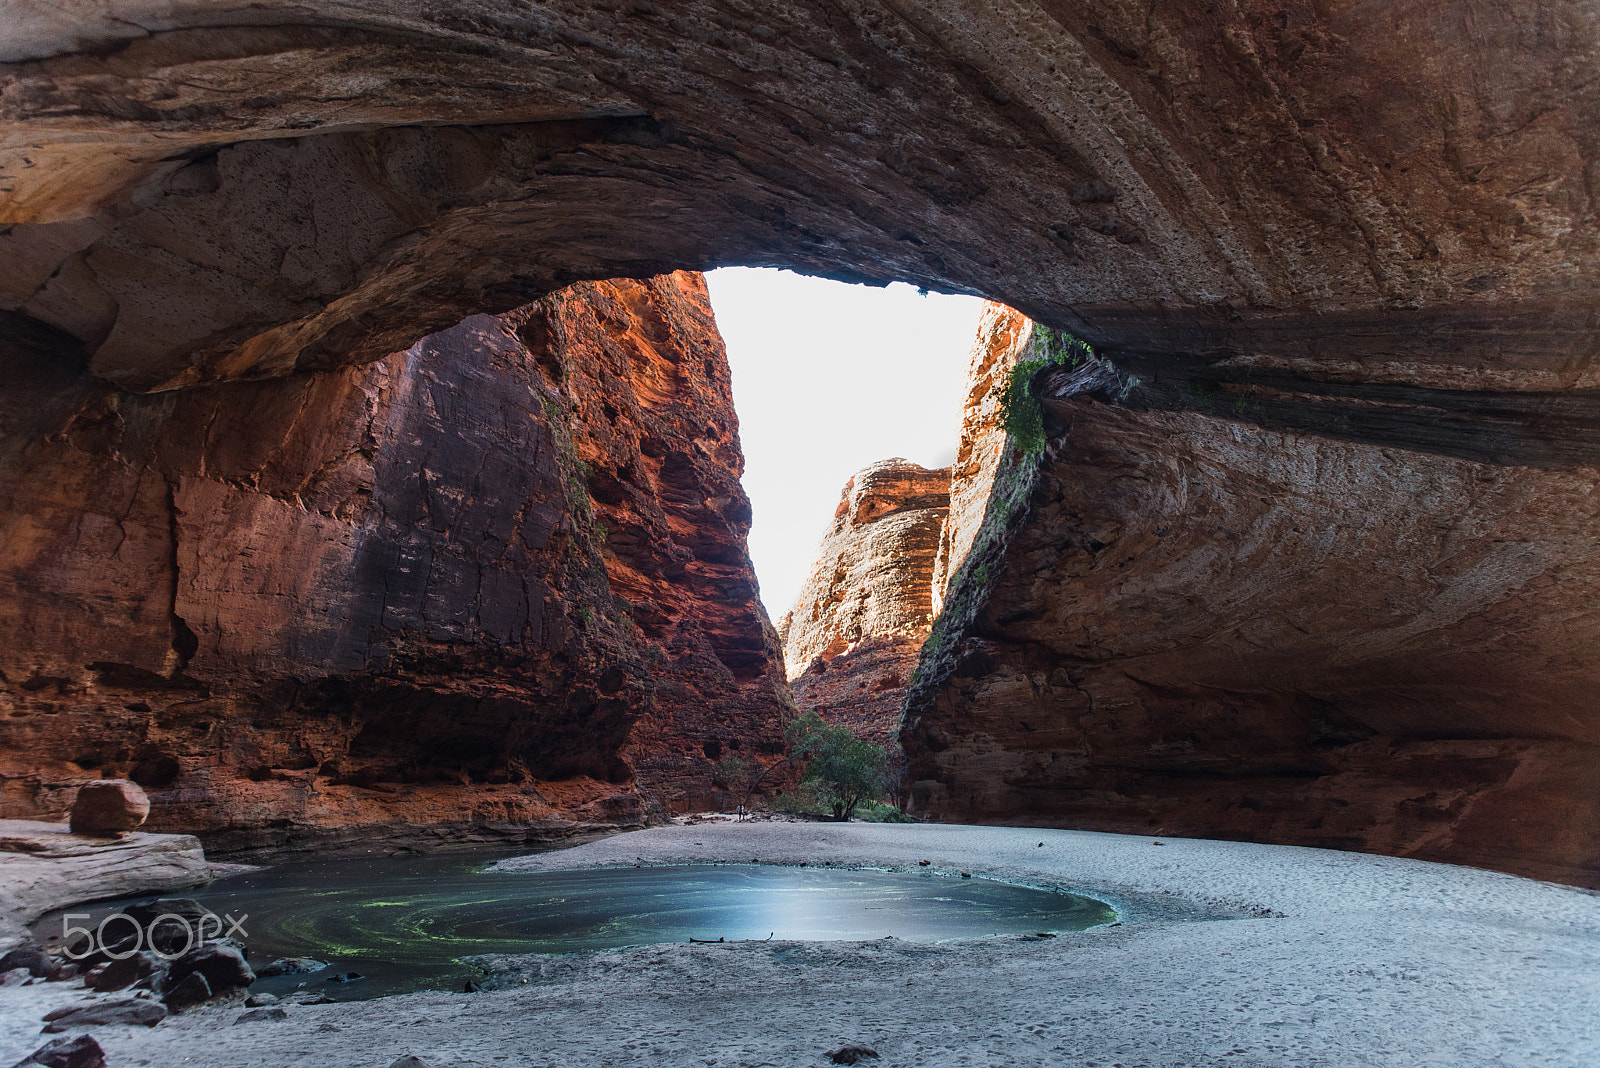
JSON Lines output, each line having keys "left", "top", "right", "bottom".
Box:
{"left": 167, "top": 943, "right": 252, "bottom": 997}
{"left": 161, "top": 971, "right": 211, "bottom": 1012}
{"left": 85, "top": 951, "right": 165, "bottom": 993}
{"left": 0, "top": 946, "right": 49, "bottom": 977}
{"left": 67, "top": 782, "right": 150, "bottom": 836}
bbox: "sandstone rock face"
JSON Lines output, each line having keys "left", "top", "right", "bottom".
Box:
{"left": 0, "top": 2, "right": 1594, "bottom": 397}
{"left": 0, "top": 272, "right": 790, "bottom": 850}
{"left": 904, "top": 340, "right": 1600, "bottom": 887}
{"left": 930, "top": 305, "right": 1034, "bottom": 617}
{"left": 780, "top": 460, "right": 948, "bottom": 747}
{"left": 67, "top": 780, "right": 150, "bottom": 835}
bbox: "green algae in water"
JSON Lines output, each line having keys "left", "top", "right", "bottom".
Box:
{"left": 40, "top": 848, "right": 1115, "bottom": 1000}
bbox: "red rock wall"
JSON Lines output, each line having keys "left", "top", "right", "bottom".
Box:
{"left": 904, "top": 351, "right": 1600, "bottom": 887}
{"left": 0, "top": 272, "right": 791, "bottom": 853}
{"left": 930, "top": 305, "right": 1033, "bottom": 616}
{"left": 780, "top": 459, "right": 948, "bottom": 749}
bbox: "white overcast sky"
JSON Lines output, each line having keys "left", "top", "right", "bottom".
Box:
{"left": 705, "top": 268, "right": 987, "bottom": 619}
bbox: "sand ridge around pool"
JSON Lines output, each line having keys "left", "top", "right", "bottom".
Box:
{"left": 3, "top": 823, "right": 1597, "bottom": 1067}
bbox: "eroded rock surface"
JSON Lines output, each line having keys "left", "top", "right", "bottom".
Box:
{"left": 0, "top": 1, "right": 1594, "bottom": 396}
{"left": 905, "top": 334, "right": 1600, "bottom": 887}
{"left": 0, "top": 821, "right": 210, "bottom": 940}
{"left": 0, "top": 273, "right": 790, "bottom": 850}
{"left": 780, "top": 460, "right": 947, "bottom": 747}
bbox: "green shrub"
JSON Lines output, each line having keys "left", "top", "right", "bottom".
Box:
{"left": 854, "top": 799, "right": 916, "bottom": 823}
{"left": 999, "top": 325, "right": 1097, "bottom": 456}
{"left": 785, "top": 711, "right": 889, "bottom": 822}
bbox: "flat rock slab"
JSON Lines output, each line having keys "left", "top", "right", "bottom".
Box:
{"left": 0, "top": 821, "right": 211, "bottom": 942}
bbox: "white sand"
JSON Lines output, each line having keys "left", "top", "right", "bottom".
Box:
{"left": 4, "top": 822, "right": 1597, "bottom": 1067}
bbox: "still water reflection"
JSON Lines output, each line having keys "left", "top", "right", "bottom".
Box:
{"left": 44, "top": 848, "right": 1115, "bottom": 1000}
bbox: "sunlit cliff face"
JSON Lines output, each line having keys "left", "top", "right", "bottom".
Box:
{"left": 1, "top": 1, "right": 1597, "bottom": 881}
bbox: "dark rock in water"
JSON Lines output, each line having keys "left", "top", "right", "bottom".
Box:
{"left": 234, "top": 1007, "right": 288, "bottom": 1024}
{"left": 256, "top": 957, "right": 327, "bottom": 977}
{"left": 0, "top": 946, "right": 50, "bottom": 978}
{"left": 86, "top": 951, "right": 164, "bottom": 993}
{"left": 162, "top": 971, "right": 212, "bottom": 1011}
{"left": 45, "top": 963, "right": 78, "bottom": 983}
{"left": 68, "top": 780, "right": 149, "bottom": 836}
{"left": 168, "top": 944, "right": 253, "bottom": 996}
{"left": 244, "top": 993, "right": 279, "bottom": 1007}
{"left": 122, "top": 898, "right": 211, "bottom": 929}
{"left": 41, "top": 999, "right": 167, "bottom": 1032}
{"left": 126, "top": 899, "right": 230, "bottom": 957}
{"left": 13, "top": 1034, "right": 106, "bottom": 1068}
{"left": 325, "top": 971, "right": 364, "bottom": 983}
{"left": 828, "top": 1047, "right": 880, "bottom": 1065}
{"left": 463, "top": 979, "right": 482, "bottom": 992}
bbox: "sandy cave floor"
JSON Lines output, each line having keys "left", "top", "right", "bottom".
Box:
{"left": 4, "top": 822, "right": 1598, "bottom": 1067}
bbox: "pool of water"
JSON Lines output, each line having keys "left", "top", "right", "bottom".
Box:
{"left": 37, "top": 847, "right": 1116, "bottom": 1000}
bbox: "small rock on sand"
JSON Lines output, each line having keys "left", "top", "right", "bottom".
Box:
{"left": 828, "top": 1047, "right": 880, "bottom": 1065}
{"left": 67, "top": 781, "right": 149, "bottom": 836}
{"left": 388, "top": 1057, "right": 432, "bottom": 1068}
{"left": 40, "top": 999, "right": 167, "bottom": 1032}
{"left": 0, "top": 948, "right": 50, "bottom": 978}
{"left": 234, "top": 1007, "right": 289, "bottom": 1024}
{"left": 12, "top": 1034, "right": 106, "bottom": 1068}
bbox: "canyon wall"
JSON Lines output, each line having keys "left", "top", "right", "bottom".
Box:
{"left": 904, "top": 328, "right": 1600, "bottom": 888}
{"left": 780, "top": 459, "right": 948, "bottom": 748}
{"left": 0, "top": 272, "right": 792, "bottom": 852}
{"left": 1, "top": 1, "right": 1596, "bottom": 881}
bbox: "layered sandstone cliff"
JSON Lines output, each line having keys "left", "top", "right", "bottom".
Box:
{"left": 904, "top": 324, "right": 1600, "bottom": 888}
{"left": 779, "top": 460, "right": 948, "bottom": 747}
{"left": 0, "top": 272, "right": 791, "bottom": 852}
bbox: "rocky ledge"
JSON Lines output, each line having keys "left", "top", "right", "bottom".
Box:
{"left": 0, "top": 821, "right": 211, "bottom": 951}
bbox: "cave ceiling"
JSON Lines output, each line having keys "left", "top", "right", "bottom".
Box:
{"left": 2, "top": 0, "right": 1594, "bottom": 395}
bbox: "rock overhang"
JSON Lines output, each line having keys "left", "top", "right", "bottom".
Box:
{"left": 1, "top": 0, "right": 1593, "bottom": 401}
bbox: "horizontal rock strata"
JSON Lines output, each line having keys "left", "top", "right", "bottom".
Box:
{"left": 780, "top": 460, "right": 948, "bottom": 747}
{"left": 0, "top": 272, "right": 790, "bottom": 851}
